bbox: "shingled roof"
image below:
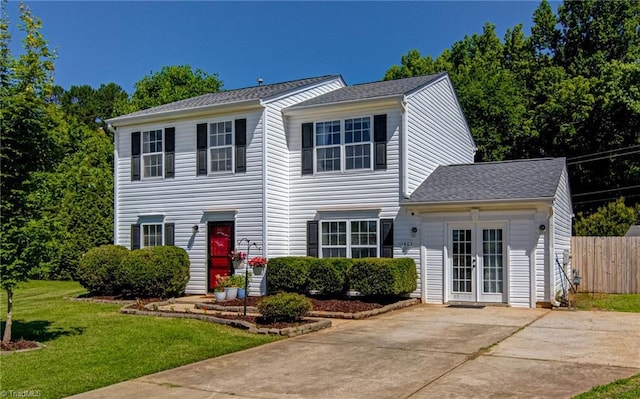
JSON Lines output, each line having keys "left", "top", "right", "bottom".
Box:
{"left": 290, "top": 73, "right": 447, "bottom": 108}
{"left": 108, "top": 75, "right": 341, "bottom": 123}
{"left": 405, "top": 158, "right": 567, "bottom": 204}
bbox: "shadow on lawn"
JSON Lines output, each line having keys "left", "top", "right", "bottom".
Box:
{"left": 1, "top": 320, "right": 85, "bottom": 342}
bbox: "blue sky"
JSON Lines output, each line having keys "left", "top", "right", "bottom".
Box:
{"left": 7, "top": 1, "right": 554, "bottom": 93}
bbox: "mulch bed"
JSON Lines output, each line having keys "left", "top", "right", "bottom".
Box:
{"left": 215, "top": 296, "right": 394, "bottom": 313}
{"left": 1, "top": 339, "right": 40, "bottom": 352}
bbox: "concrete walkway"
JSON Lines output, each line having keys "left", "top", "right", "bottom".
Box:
{"left": 67, "top": 306, "right": 640, "bottom": 399}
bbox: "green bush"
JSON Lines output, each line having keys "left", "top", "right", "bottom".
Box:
{"left": 266, "top": 257, "right": 313, "bottom": 294}
{"left": 257, "top": 292, "right": 312, "bottom": 322}
{"left": 347, "top": 258, "right": 417, "bottom": 296}
{"left": 116, "top": 246, "right": 190, "bottom": 298}
{"left": 77, "top": 245, "right": 129, "bottom": 295}
{"left": 307, "top": 258, "right": 350, "bottom": 295}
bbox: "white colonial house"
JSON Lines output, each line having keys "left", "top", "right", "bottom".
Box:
{"left": 107, "top": 73, "right": 572, "bottom": 308}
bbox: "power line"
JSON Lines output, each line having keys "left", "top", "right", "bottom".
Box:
{"left": 573, "top": 193, "right": 640, "bottom": 206}
{"left": 567, "top": 144, "right": 640, "bottom": 161}
{"left": 567, "top": 149, "right": 640, "bottom": 165}
{"left": 572, "top": 184, "right": 640, "bottom": 198}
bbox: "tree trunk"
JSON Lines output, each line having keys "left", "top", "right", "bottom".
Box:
{"left": 2, "top": 289, "right": 13, "bottom": 344}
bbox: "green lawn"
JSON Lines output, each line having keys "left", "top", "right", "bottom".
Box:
{"left": 572, "top": 293, "right": 640, "bottom": 312}
{"left": 574, "top": 373, "right": 640, "bottom": 399}
{"left": 0, "top": 280, "right": 279, "bottom": 399}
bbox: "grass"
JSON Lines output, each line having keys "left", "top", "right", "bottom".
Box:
{"left": 572, "top": 293, "right": 640, "bottom": 312}
{"left": 573, "top": 373, "right": 640, "bottom": 399}
{"left": 0, "top": 280, "right": 279, "bottom": 399}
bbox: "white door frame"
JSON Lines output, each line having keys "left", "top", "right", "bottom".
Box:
{"left": 446, "top": 222, "right": 508, "bottom": 304}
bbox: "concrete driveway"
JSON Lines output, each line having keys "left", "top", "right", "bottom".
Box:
{"left": 68, "top": 306, "right": 640, "bottom": 399}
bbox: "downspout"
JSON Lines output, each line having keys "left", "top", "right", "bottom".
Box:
{"left": 400, "top": 97, "right": 410, "bottom": 199}
{"left": 112, "top": 125, "right": 119, "bottom": 244}
{"left": 262, "top": 107, "right": 269, "bottom": 257}
{"left": 547, "top": 203, "right": 560, "bottom": 307}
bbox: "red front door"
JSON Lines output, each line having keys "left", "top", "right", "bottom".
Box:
{"left": 208, "top": 221, "right": 234, "bottom": 291}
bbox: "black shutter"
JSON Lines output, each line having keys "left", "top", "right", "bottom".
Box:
{"left": 131, "top": 132, "right": 141, "bottom": 181}
{"left": 301, "top": 123, "right": 314, "bottom": 175}
{"left": 164, "top": 127, "right": 175, "bottom": 178}
{"left": 374, "top": 114, "right": 387, "bottom": 170}
{"left": 131, "top": 224, "right": 141, "bottom": 250}
{"left": 196, "top": 123, "right": 208, "bottom": 175}
{"left": 307, "top": 220, "right": 319, "bottom": 257}
{"left": 164, "top": 223, "right": 175, "bottom": 246}
{"left": 380, "top": 219, "right": 393, "bottom": 258}
{"left": 235, "top": 118, "right": 247, "bottom": 173}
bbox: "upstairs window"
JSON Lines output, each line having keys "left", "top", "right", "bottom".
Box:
{"left": 209, "top": 121, "right": 233, "bottom": 172}
{"left": 314, "top": 117, "right": 372, "bottom": 173}
{"left": 142, "top": 130, "right": 163, "bottom": 177}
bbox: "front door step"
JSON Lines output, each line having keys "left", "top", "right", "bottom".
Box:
{"left": 447, "top": 301, "right": 508, "bottom": 308}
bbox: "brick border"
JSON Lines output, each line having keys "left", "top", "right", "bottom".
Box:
{"left": 120, "top": 306, "right": 331, "bottom": 337}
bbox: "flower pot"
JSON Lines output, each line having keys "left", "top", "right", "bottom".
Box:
{"left": 237, "top": 288, "right": 246, "bottom": 299}
{"left": 224, "top": 287, "right": 238, "bottom": 300}
{"left": 214, "top": 291, "right": 226, "bottom": 302}
{"left": 253, "top": 266, "right": 265, "bottom": 275}
{"left": 233, "top": 260, "right": 244, "bottom": 271}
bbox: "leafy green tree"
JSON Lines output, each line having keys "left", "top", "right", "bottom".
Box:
{"left": 574, "top": 198, "right": 638, "bottom": 236}
{"left": 125, "top": 65, "right": 223, "bottom": 112}
{"left": 0, "top": 2, "right": 61, "bottom": 344}
{"left": 55, "top": 82, "right": 128, "bottom": 131}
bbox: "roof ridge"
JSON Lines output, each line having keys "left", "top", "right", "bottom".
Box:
{"left": 445, "top": 157, "right": 564, "bottom": 168}
{"left": 220, "top": 74, "right": 340, "bottom": 93}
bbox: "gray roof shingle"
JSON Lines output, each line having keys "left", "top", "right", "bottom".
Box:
{"left": 290, "top": 73, "right": 447, "bottom": 108}
{"left": 405, "top": 158, "right": 567, "bottom": 204}
{"left": 108, "top": 75, "right": 341, "bottom": 122}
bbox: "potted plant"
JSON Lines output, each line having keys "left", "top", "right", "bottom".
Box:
{"left": 220, "top": 275, "right": 237, "bottom": 301}
{"left": 248, "top": 256, "right": 268, "bottom": 275}
{"left": 213, "top": 275, "right": 226, "bottom": 302}
{"left": 229, "top": 250, "right": 247, "bottom": 271}
{"left": 232, "top": 272, "right": 252, "bottom": 299}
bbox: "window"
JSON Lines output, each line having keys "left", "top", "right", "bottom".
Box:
{"left": 321, "top": 219, "right": 378, "bottom": 258}
{"left": 142, "top": 224, "right": 163, "bottom": 247}
{"left": 345, "top": 117, "right": 371, "bottom": 170}
{"left": 316, "top": 121, "right": 341, "bottom": 172}
{"left": 209, "top": 121, "right": 233, "bottom": 172}
{"left": 315, "top": 117, "right": 372, "bottom": 173}
{"left": 142, "top": 130, "right": 163, "bottom": 177}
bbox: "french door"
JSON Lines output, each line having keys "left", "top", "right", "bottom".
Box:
{"left": 449, "top": 223, "right": 506, "bottom": 303}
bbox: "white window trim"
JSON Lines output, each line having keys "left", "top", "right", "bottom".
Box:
{"left": 319, "top": 218, "right": 379, "bottom": 258}
{"left": 208, "top": 120, "right": 234, "bottom": 174}
{"left": 141, "top": 128, "right": 164, "bottom": 180}
{"left": 314, "top": 116, "right": 374, "bottom": 175}
{"left": 141, "top": 223, "right": 164, "bottom": 248}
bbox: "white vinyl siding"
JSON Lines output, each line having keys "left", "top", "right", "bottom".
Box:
{"left": 424, "top": 221, "right": 445, "bottom": 304}
{"left": 114, "top": 110, "right": 265, "bottom": 294}
{"left": 264, "top": 78, "right": 345, "bottom": 258}
{"left": 405, "top": 76, "right": 475, "bottom": 195}
{"left": 553, "top": 167, "right": 573, "bottom": 296}
{"left": 508, "top": 218, "right": 534, "bottom": 308}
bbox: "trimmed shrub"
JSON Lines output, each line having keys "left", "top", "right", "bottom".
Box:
{"left": 116, "top": 246, "right": 190, "bottom": 298}
{"left": 77, "top": 245, "right": 129, "bottom": 296}
{"left": 348, "top": 258, "right": 417, "bottom": 296}
{"left": 266, "top": 257, "right": 313, "bottom": 294}
{"left": 257, "top": 292, "right": 312, "bottom": 322}
{"left": 307, "top": 258, "right": 350, "bottom": 295}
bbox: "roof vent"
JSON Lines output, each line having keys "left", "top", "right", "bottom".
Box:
{"left": 257, "top": 77, "right": 263, "bottom": 86}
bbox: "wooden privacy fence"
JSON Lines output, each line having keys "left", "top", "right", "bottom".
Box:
{"left": 571, "top": 237, "right": 640, "bottom": 294}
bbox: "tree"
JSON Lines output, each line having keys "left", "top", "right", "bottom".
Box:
{"left": 573, "top": 198, "right": 638, "bottom": 236}
{"left": 56, "top": 83, "right": 128, "bottom": 131}
{"left": 0, "top": 2, "right": 61, "bottom": 344}
{"left": 126, "top": 65, "right": 223, "bottom": 112}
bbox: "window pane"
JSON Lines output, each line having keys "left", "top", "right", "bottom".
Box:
{"left": 345, "top": 144, "right": 371, "bottom": 170}
{"left": 143, "top": 154, "right": 163, "bottom": 177}
{"left": 210, "top": 147, "right": 232, "bottom": 172}
{"left": 143, "top": 224, "right": 163, "bottom": 247}
{"left": 317, "top": 147, "right": 341, "bottom": 172}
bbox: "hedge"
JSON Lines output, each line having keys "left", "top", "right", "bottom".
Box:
{"left": 307, "top": 258, "right": 350, "bottom": 296}
{"left": 77, "top": 245, "right": 129, "bottom": 295}
{"left": 266, "top": 257, "right": 313, "bottom": 294}
{"left": 348, "top": 258, "right": 417, "bottom": 296}
{"left": 114, "top": 246, "right": 190, "bottom": 298}
{"left": 267, "top": 257, "right": 417, "bottom": 297}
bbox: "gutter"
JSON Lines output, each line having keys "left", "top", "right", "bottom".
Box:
{"left": 401, "top": 196, "right": 556, "bottom": 207}
{"left": 400, "top": 97, "right": 410, "bottom": 199}
{"left": 262, "top": 106, "right": 269, "bottom": 257}
{"left": 282, "top": 94, "right": 401, "bottom": 114}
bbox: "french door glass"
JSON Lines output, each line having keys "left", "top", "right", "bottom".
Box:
{"left": 452, "top": 229, "right": 473, "bottom": 293}
{"left": 482, "top": 229, "right": 503, "bottom": 294}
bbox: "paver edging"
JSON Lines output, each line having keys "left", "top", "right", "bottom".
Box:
{"left": 120, "top": 305, "right": 331, "bottom": 336}
{"left": 195, "top": 303, "right": 259, "bottom": 313}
